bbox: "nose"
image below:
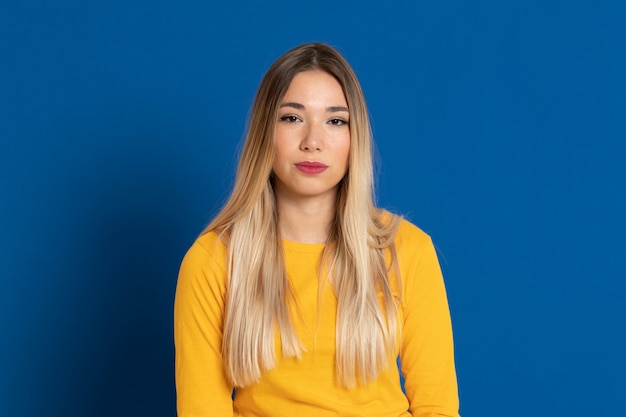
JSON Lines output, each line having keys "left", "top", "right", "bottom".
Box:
{"left": 300, "top": 123, "right": 322, "bottom": 152}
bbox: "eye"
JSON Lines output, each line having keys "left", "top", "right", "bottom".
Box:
{"left": 329, "top": 118, "right": 348, "bottom": 126}
{"left": 279, "top": 115, "right": 301, "bottom": 123}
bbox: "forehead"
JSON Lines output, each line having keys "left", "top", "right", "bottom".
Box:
{"left": 282, "top": 70, "right": 347, "bottom": 105}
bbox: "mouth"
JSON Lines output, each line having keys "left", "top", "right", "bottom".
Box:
{"left": 295, "top": 161, "right": 328, "bottom": 174}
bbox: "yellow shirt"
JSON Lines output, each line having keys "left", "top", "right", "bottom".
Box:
{"left": 174, "top": 219, "right": 460, "bottom": 417}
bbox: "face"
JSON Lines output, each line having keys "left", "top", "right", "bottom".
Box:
{"left": 272, "top": 70, "right": 351, "bottom": 202}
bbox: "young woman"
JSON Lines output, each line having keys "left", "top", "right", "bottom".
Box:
{"left": 174, "top": 43, "right": 460, "bottom": 417}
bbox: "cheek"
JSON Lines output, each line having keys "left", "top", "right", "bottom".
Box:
{"left": 272, "top": 139, "right": 292, "bottom": 174}
{"left": 339, "top": 136, "right": 351, "bottom": 165}
{"left": 271, "top": 149, "right": 280, "bottom": 172}
{"left": 272, "top": 132, "right": 284, "bottom": 163}
{"left": 273, "top": 126, "right": 292, "bottom": 150}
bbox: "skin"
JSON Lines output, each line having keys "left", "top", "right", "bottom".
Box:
{"left": 272, "top": 70, "right": 351, "bottom": 244}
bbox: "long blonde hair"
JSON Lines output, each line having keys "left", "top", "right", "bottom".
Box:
{"left": 203, "top": 43, "right": 401, "bottom": 388}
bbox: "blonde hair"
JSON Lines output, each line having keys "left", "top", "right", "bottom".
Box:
{"left": 203, "top": 43, "right": 402, "bottom": 388}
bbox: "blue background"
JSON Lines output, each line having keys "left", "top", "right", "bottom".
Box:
{"left": 1, "top": 1, "right": 625, "bottom": 416}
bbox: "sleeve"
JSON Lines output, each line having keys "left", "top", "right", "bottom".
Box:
{"left": 399, "top": 231, "right": 460, "bottom": 417}
{"left": 174, "top": 239, "right": 234, "bottom": 417}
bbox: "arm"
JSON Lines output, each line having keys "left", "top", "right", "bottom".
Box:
{"left": 399, "top": 229, "right": 460, "bottom": 417}
{"left": 174, "top": 238, "right": 234, "bottom": 417}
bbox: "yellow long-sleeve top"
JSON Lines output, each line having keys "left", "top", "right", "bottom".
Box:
{"left": 174, "top": 219, "right": 460, "bottom": 417}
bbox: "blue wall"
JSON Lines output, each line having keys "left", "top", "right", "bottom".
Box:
{"left": 1, "top": 1, "right": 625, "bottom": 416}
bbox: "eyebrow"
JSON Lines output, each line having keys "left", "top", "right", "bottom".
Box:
{"left": 279, "top": 102, "right": 349, "bottom": 113}
{"left": 327, "top": 106, "right": 349, "bottom": 113}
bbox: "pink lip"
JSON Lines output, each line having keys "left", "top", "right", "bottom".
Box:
{"left": 295, "top": 161, "right": 328, "bottom": 174}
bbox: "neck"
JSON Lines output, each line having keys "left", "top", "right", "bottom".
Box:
{"left": 275, "top": 192, "right": 337, "bottom": 244}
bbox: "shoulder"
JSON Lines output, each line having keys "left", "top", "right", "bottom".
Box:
{"left": 391, "top": 217, "right": 439, "bottom": 271}
{"left": 394, "top": 218, "right": 433, "bottom": 249}
{"left": 179, "top": 230, "right": 229, "bottom": 281}
{"left": 194, "top": 230, "right": 229, "bottom": 259}
{"left": 375, "top": 207, "right": 432, "bottom": 248}
{"left": 175, "top": 231, "right": 229, "bottom": 332}
{"left": 390, "top": 219, "right": 446, "bottom": 305}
